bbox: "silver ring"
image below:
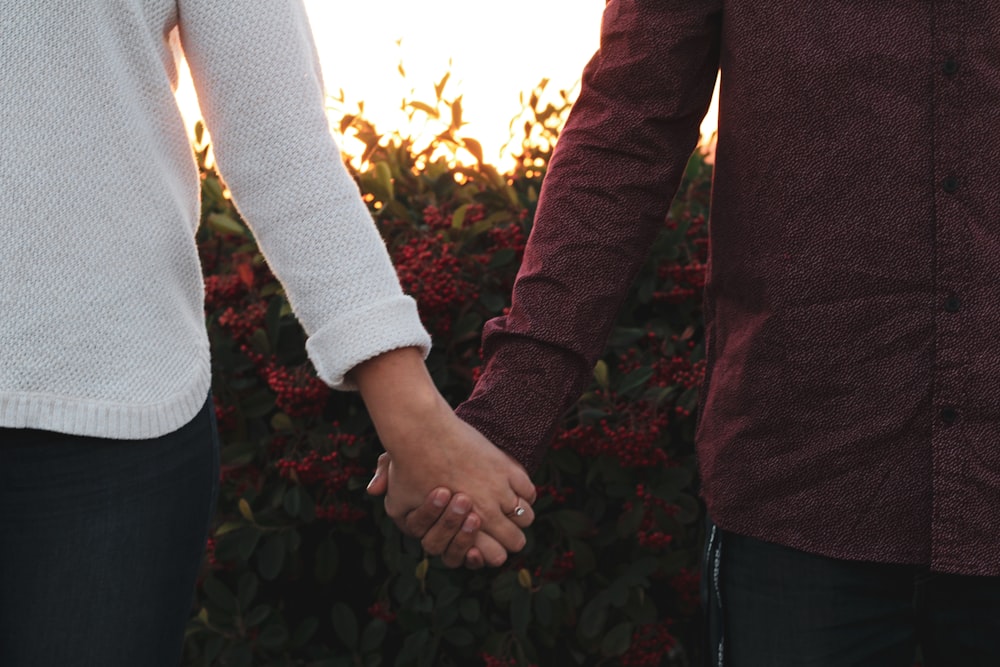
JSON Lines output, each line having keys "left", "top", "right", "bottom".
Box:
{"left": 511, "top": 506, "right": 526, "bottom": 518}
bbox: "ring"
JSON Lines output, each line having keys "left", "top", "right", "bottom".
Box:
{"left": 509, "top": 506, "right": 526, "bottom": 518}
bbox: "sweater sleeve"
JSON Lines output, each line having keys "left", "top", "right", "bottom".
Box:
{"left": 176, "top": 0, "right": 430, "bottom": 389}
{"left": 454, "top": 0, "right": 722, "bottom": 471}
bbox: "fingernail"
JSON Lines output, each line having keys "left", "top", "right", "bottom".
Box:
{"left": 366, "top": 472, "right": 379, "bottom": 490}
{"left": 432, "top": 489, "right": 448, "bottom": 508}
{"left": 452, "top": 497, "right": 472, "bottom": 514}
{"left": 461, "top": 516, "right": 477, "bottom": 532}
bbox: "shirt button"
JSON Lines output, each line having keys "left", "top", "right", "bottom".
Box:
{"left": 944, "top": 295, "right": 961, "bottom": 313}
{"left": 942, "top": 176, "right": 959, "bottom": 193}
{"left": 942, "top": 59, "right": 959, "bottom": 75}
{"left": 940, "top": 407, "right": 958, "bottom": 425}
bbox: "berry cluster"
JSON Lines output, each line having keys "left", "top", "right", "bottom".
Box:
{"left": 367, "top": 601, "right": 397, "bottom": 623}
{"left": 203, "top": 273, "right": 247, "bottom": 310}
{"left": 394, "top": 233, "right": 478, "bottom": 336}
{"left": 314, "top": 501, "right": 366, "bottom": 523}
{"left": 263, "top": 363, "right": 330, "bottom": 418}
{"left": 213, "top": 395, "right": 238, "bottom": 433}
{"left": 535, "top": 483, "right": 573, "bottom": 505}
{"left": 217, "top": 302, "right": 267, "bottom": 341}
{"left": 669, "top": 567, "right": 700, "bottom": 614}
{"left": 553, "top": 405, "right": 670, "bottom": 470}
{"left": 620, "top": 484, "right": 679, "bottom": 551}
{"left": 534, "top": 550, "right": 576, "bottom": 582}
{"left": 487, "top": 222, "right": 527, "bottom": 257}
{"left": 619, "top": 620, "right": 678, "bottom": 667}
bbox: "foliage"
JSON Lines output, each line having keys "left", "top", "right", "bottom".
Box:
{"left": 184, "top": 77, "right": 712, "bottom": 667}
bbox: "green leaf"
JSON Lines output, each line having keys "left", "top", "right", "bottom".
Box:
{"left": 283, "top": 485, "right": 303, "bottom": 517}
{"left": 593, "top": 360, "right": 610, "bottom": 389}
{"left": 360, "top": 619, "right": 387, "bottom": 654}
{"left": 244, "top": 604, "right": 271, "bottom": 628}
{"left": 224, "top": 644, "right": 253, "bottom": 667}
{"left": 315, "top": 538, "right": 339, "bottom": 584}
{"left": 533, "top": 591, "right": 553, "bottom": 626}
{"left": 257, "top": 624, "right": 289, "bottom": 650}
{"left": 240, "top": 390, "right": 274, "bottom": 419}
{"left": 450, "top": 203, "right": 470, "bottom": 229}
{"left": 578, "top": 596, "right": 609, "bottom": 641}
{"left": 444, "top": 627, "right": 474, "bottom": 647}
{"left": 617, "top": 366, "right": 653, "bottom": 394}
{"left": 600, "top": 622, "right": 633, "bottom": 657}
{"left": 290, "top": 616, "right": 319, "bottom": 648}
{"left": 510, "top": 588, "right": 532, "bottom": 639}
{"left": 407, "top": 101, "right": 439, "bottom": 118}
{"left": 488, "top": 248, "right": 517, "bottom": 269}
{"left": 617, "top": 501, "right": 644, "bottom": 538}
{"left": 374, "top": 161, "right": 395, "bottom": 201}
{"left": 236, "top": 526, "right": 261, "bottom": 563}
{"left": 237, "top": 572, "right": 258, "bottom": 609}
{"left": 207, "top": 213, "right": 246, "bottom": 237}
{"left": 459, "top": 598, "right": 480, "bottom": 623}
{"left": 550, "top": 510, "right": 592, "bottom": 538}
{"left": 463, "top": 137, "right": 484, "bottom": 164}
{"left": 331, "top": 602, "right": 359, "bottom": 649}
{"left": 202, "top": 577, "right": 237, "bottom": 613}
{"left": 491, "top": 571, "right": 517, "bottom": 603}
{"left": 435, "top": 585, "right": 461, "bottom": 609}
{"left": 256, "top": 534, "right": 285, "bottom": 581}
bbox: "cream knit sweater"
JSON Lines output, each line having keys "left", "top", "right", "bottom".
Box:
{"left": 0, "top": 0, "right": 431, "bottom": 438}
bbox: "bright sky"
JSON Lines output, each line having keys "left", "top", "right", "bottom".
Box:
{"left": 176, "top": 0, "right": 718, "bottom": 170}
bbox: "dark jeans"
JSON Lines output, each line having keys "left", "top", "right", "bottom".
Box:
{"left": 0, "top": 398, "right": 219, "bottom": 667}
{"left": 703, "top": 525, "right": 1000, "bottom": 667}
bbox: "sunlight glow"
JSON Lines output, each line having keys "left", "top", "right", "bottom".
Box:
{"left": 173, "top": 1, "right": 719, "bottom": 170}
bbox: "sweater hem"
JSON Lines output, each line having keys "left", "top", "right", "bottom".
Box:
{"left": 0, "top": 361, "right": 213, "bottom": 440}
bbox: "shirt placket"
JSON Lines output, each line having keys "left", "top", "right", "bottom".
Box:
{"left": 928, "top": 0, "right": 972, "bottom": 570}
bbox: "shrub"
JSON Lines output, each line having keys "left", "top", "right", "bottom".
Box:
{"left": 184, "top": 79, "right": 712, "bottom": 667}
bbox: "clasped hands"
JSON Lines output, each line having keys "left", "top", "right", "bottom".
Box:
{"left": 350, "top": 347, "right": 535, "bottom": 568}
{"left": 366, "top": 413, "right": 536, "bottom": 569}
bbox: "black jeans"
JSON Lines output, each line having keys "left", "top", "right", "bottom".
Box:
{"left": 0, "top": 397, "right": 219, "bottom": 667}
{"left": 704, "top": 525, "right": 1000, "bottom": 667}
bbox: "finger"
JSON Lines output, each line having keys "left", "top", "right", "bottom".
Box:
{"left": 417, "top": 493, "right": 472, "bottom": 554}
{"left": 506, "top": 498, "right": 535, "bottom": 528}
{"left": 440, "top": 511, "right": 480, "bottom": 568}
{"left": 480, "top": 508, "right": 528, "bottom": 555}
{"left": 509, "top": 467, "right": 537, "bottom": 506}
{"left": 366, "top": 453, "right": 390, "bottom": 497}
{"left": 464, "top": 547, "right": 485, "bottom": 570}
{"left": 472, "top": 533, "right": 509, "bottom": 568}
{"left": 395, "top": 487, "right": 451, "bottom": 539}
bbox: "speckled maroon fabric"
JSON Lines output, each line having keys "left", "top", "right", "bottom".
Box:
{"left": 454, "top": 0, "right": 1000, "bottom": 576}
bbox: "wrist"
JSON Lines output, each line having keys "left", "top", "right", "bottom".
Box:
{"left": 349, "top": 347, "right": 449, "bottom": 453}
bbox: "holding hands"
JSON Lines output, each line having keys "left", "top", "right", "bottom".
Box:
{"left": 350, "top": 348, "right": 535, "bottom": 568}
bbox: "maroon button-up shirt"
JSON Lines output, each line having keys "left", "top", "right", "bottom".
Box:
{"left": 455, "top": 0, "right": 1000, "bottom": 575}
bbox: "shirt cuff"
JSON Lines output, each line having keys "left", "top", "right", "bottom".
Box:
{"left": 456, "top": 337, "right": 590, "bottom": 472}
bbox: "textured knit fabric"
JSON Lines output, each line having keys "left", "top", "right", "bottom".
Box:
{"left": 0, "top": 0, "right": 430, "bottom": 438}
{"left": 455, "top": 0, "right": 1000, "bottom": 575}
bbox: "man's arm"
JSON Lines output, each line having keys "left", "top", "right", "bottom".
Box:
{"left": 456, "top": 0, "right": 723, "bottom": 470}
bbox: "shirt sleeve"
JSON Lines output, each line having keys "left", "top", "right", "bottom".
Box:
{"left": 454, "top": 0, "right": 722, "bottom": 471}
{"left": 176, "top": 0, "right": 430, "bottom": 390}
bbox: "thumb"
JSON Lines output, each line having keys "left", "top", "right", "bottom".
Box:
{"left": 366, "top": 452, "right": 391, "bottom": 497}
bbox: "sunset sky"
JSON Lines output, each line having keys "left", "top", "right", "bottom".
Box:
{"left": 176, "top": 0, "right": 718, "bottom": 169}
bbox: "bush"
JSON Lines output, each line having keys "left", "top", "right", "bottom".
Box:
{"left": 184, "top": 79, "right": 712, "bottom": 667}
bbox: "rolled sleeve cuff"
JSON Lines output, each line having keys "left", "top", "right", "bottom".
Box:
{"left": 305, "top": 295, "right": 432, "bottom": 391}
